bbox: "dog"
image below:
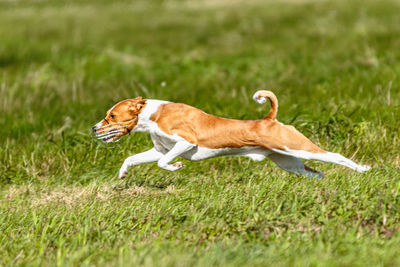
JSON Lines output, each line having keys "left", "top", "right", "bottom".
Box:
{"left": 92, "top": 90, "right": 370, "bottom": 179}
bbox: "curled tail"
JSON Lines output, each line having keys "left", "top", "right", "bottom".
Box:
{"left": 252, "top": 90, "right": 278, "bottom": 120}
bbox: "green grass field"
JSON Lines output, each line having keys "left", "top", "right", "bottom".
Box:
{"left": 1, "top": 0, "right": 400, "bottom": 265}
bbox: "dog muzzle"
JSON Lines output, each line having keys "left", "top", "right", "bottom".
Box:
{"left": 94, "top": 117, "right": 138, "bottom": 143}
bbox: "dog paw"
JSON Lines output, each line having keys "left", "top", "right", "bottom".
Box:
{"left": 172, "top": 161, "right": 184, "bottom": 170}
{"left": 157, "top": 161, "right": 185, "bottom": 171}
{"left": 119, "top": 167, "right": 128, "bottom": 179}
{"left": 356, "top": 165, "right": 371, "bottom": 173}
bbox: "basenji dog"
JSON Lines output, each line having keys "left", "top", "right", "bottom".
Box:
{"left": 92, "top": 91, "right": 370, "bottom": 179}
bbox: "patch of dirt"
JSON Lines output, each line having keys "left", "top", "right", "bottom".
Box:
{"left": 2, "top": 184, "right": 180, "bottom": 208}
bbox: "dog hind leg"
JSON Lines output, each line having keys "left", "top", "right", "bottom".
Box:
{"left": 271, "top": 149, "right": 370, "bottom": 173}
{"left": 268, "top": 153, "right": 324, "bottom": 178}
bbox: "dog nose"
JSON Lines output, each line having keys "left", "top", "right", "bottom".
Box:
{"left": 92, "top": 126, "right": 97, "bottom": 132}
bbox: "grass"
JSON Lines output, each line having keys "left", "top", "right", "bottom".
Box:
{"left": 0, "top": 0, "right": 400, "bottom": 265}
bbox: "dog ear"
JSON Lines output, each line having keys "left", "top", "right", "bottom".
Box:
{"left": 129, "top": 97, "right": 147, "bottom": 112}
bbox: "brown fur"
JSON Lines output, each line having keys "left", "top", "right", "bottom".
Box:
{"left": 95, "top": 97, "right": 147, "bottom": 141}
{"left": 150, "top": 103, "right": 326, "bottom": 153}
{"left": 256, "top": 90, "right": 278, "bottom": 120}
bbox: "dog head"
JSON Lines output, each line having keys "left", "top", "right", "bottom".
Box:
{"left": 92, "top": 97, "right": 146, "bottom": 143}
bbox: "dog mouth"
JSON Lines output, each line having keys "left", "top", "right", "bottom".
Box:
{"left": 93, "top": 117, "right": 138, "bottom": 143}
{"left": 97, "top": 131, "right": 122, "bottom": 143}
{"left": 93, "top": 125, "right": 128, "bottom": 143}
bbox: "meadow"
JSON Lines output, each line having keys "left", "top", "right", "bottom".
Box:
{"left": 0, "top": 0, "right": 400, "bottom": 265}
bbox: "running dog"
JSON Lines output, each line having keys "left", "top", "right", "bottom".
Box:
{"left": 92, "top": 91, "right": 370, "bottom": 179}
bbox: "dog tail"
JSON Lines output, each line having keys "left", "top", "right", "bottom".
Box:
{"left": 252, "top": 90, "right": 278, "bottom": 120}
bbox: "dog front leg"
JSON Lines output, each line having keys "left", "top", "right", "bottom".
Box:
{"left": 157, "top": 141, "right": 196, "bottom": 171}
{"left": 119, "top": 147, "right": 164, "bottom": 179}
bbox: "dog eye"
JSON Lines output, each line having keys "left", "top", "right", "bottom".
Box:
{"left": 110, "top": 114, "right": 115, "bottom": 119}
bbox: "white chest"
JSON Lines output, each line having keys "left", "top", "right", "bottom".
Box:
{"left": 150, "top": 128, "right": 183, "bottom": 153}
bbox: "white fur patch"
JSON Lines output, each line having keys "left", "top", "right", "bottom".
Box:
{"left": 94, "top": 120, "right": 104, "bottom": 129}
{"left": 181, "top": 146, "right": 271, "bottom": 161}
{"left": 252, "top": 91, "right": 267, "bottom": 104}
{"left": 133, "top": 99, "right": 169, "bottom": 133}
